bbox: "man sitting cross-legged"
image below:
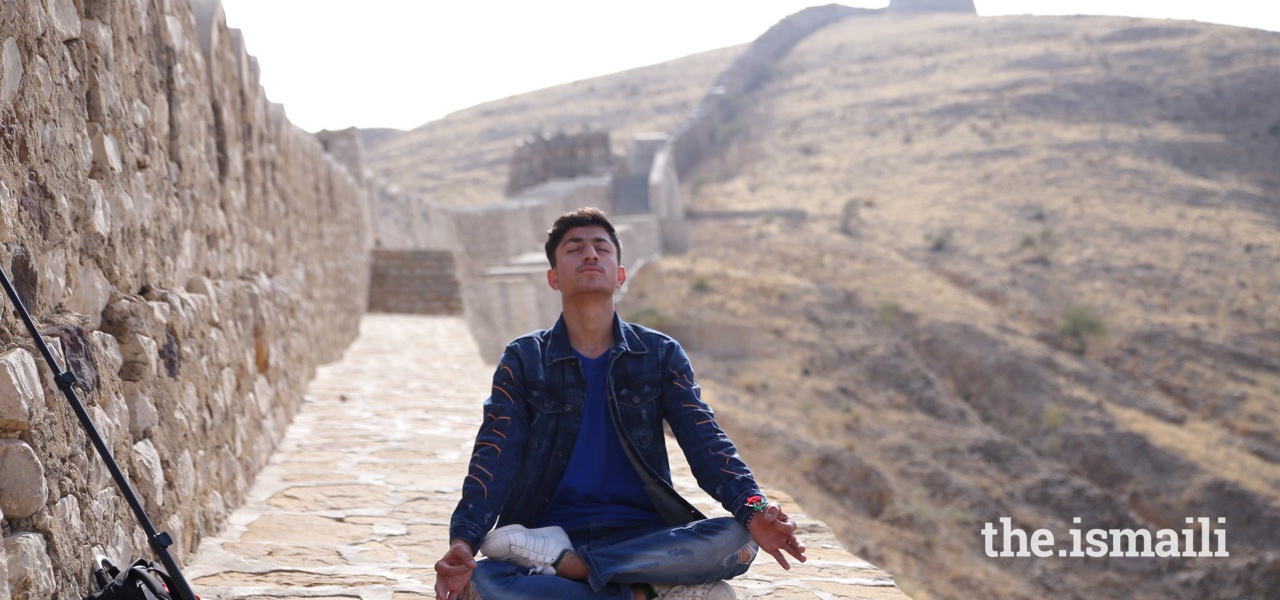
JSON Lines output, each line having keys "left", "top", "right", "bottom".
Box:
{"left": 433, "top": 207, "right": 807, "bottom": 600}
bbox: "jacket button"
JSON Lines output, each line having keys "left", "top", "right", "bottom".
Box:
{"left": 632, "top": 395, "right": 641, "bottom": 404}
{"left": 564, "top": 404, "right": 573, "bottom": 412}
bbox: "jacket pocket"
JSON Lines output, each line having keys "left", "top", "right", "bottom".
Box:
{"left": 615, "top": 377, "right": 661, "bottom": 447}
{"left": 525, "top": 385, "right": 574, "bottom": 414}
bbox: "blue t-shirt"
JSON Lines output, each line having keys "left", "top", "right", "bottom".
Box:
{"left": 536, "top": 349, "right": 662, "bottom": 530}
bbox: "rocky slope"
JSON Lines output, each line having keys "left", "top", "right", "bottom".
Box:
{"left": 623, "top": 13, "right": 1280, "bottom": 599}
{"left": 367, "top": 11, "right": 1280, "bottom": 600}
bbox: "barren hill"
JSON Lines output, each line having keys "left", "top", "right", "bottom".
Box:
{"left": 625, "top": 13, "right": 1280, "bottom": 599}
{"left": 363, "top": 46, "right": 740, "bottom": 205}
{"left": 368, "top": 11, "right": 1280, "bottom": 600}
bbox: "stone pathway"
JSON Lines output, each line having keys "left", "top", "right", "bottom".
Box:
{"left": 186, "top": 315, "right": 908, "bottom": 600}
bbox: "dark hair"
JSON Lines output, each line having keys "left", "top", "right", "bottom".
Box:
{"left": 544, "top": 206, "right": 621, "bottom": 267}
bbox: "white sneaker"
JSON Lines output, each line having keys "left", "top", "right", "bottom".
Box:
{"left": 652, "top": 581, "right": 737, "bottom": 600}
{"left": 478, "top": 524, "right": 572, "bottom": 575}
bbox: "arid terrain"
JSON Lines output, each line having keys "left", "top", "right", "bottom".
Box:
{"left": 366, "top": 12, "right": 1280, "bottom": 599}
{"left": 364, "top": 45, "right": 740, "bottom": 205}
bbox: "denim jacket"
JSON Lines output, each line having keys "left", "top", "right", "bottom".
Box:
{"left": 449, "top": 313, "right": 765, "bottom": 552}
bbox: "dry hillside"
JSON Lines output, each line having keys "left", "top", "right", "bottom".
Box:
{"left": 363, "top": 46, "right": 740, "bottom": 205}
{"left": 624, "top": 13, "right": 1280, "bottom": 600}
{"left": 367, "top": 11, "right": 1280, "bottom": 600}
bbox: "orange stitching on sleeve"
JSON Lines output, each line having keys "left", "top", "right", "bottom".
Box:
{"left": 466, "top": 475, "right": 489, "bottom": 498}
{"left": 501, "top": 365, "right": 515, "bottom": 380}
{"left": 696, "top": 419, "right": 712, "bottom": 425}
{"left": 671, "top": 369, "right": 696, "bottom": 389}
{"left": 492, "top": 385, "right": 514, "bottom": 403}
{"left": 477, "top": 441, "right": 502, "bottom": 456}
{"left": 474, "top": 465, "right": 494, "bottom": 480}
{"left": 493, "top": 430, "right": 507, "bottom": 439}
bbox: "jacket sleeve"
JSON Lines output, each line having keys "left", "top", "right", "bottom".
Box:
{"left": 449, "top": 343, "right": 530, "bottom": 551}
{"left": 660, "top": 339, "right": 765, "bottom": 529}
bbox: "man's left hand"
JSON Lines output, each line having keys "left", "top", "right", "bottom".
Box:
{"left": 748, "top": 501, "right": 807, "bottom": 569}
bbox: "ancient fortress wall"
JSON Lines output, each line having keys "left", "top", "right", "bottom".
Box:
{"left": 359, "top": 5, "right": 890, "bottom": 362}
{"left": 638, "top": 4, "right": 870, "bottom": 253}
{"left": 504, "top": 130, "right": 612, "bottom": 198}
{"left": 0, "top": 0, "right": 371, "bottom": 597}
{"left": 662, "top": 4, "right": 869, "bottom": 181}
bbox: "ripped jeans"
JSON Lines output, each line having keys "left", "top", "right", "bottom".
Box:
{"left": 469, "top": 517, "right": 758, "bottom": 600}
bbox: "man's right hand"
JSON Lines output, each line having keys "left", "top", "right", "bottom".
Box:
{"left": 434, "top": 539, "right": 477, "bottom": 599}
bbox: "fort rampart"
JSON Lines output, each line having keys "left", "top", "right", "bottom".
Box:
{"left": 0, "top": 0, "right": 370, "bottom": 596}
{"left": 359, "top": 5, "right": 883, "bottom": 361}
{"left": 0, "top": 1, "right": 975, "bottom": 596}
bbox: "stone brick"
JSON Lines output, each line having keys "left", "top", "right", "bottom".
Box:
{"left": 1, "top": 38, "right": 21, "bottom": 105}
{"left": 118, "top": 333, "right": 159, "bottom": 382}
{"left": 0, "top": 350, "right": 43, "bottom": 432}
{"left": 131, "top": 439, "right": 164, "bottom": 516}
{"left": 65, "top": 263, "right": 113, "bottom": 328}
{"left": 42, "top": 0, "right": 82, "bottom": 42}
{"left": 91, "top": 331, "right": 124, "bottom": 377}
{"left": 2, "top": 533, "right": 54, "bottom": 600}
{"left": 0, "top": 529, "right": 9, "bottom": 600}
{"left": 91, "top": 129, "right": 124, "bottom": 174}
{"left": 122, "top": 381, "right": 158, "bottom": 441}
{"left": 0, "top": 440, "right": 48, "bottom": 520}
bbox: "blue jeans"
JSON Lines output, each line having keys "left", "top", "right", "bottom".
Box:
{"left": 470, "top": 517, "right": 757, "bottom": 600}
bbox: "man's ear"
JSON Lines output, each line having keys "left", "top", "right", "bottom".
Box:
{"left": 547, "top": 268, "right": 560, "bottom": 291}
{"left": 616, "top": 266, "right": 627, "bottom": 289}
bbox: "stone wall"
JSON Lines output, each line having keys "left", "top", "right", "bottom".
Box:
{"left": 665, "top": 4, "right": 870, "bottom": 180}
{"left": 368, "top": 250, "right": 461, "bottom": 315}
{"left": 0, "top": 0, "right": 371, "bottom": 597}
{"left": 888, "top": 0, "right": 978, "bottom": 13}
{"left": 367, "top": 177, "right": 454, "bottom": 252}
{"left": 504, "top": 130, "right": 612, "bottom": 198}
{"left": 361, "top": 5, "right": 887, "bottom": 363}
{"left": 456, "top": 179, "right": 616, "bottom": 361}
{"left": 626, "top": 4, "right": 870, "bottom": 255}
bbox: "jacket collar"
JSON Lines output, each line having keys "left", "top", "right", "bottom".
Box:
{"left": 546, "top": 312, "right": 648, "bottom": 364}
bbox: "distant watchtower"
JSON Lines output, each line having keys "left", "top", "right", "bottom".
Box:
{"left": 888, "top": 0, "right": 977, "bottom": 13}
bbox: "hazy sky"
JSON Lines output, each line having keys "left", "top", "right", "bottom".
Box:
{"left": 216, "top": 1, "right": 1280, "bottom": 132}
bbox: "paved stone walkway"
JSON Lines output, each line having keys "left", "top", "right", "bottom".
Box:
{"left": 186, "top": 315, "right": 907, "bottom": 599}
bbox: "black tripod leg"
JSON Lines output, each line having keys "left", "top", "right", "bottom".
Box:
{"left": 0, "top": 268, "right": 198, "bottom": 600}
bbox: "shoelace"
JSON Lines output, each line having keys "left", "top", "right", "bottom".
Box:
{"left": 512, "top": 544, "right": 557, "bottom": 575}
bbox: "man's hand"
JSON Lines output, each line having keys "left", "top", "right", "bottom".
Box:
{"left": 748, "top": 501, "right": 807, "bottom": 570}
{"left": 434, "top": 539, "right": 477, "bottom": 599}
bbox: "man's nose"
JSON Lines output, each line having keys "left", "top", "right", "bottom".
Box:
{"left": 583, "top": 246, "right": 599, "bottom": 261}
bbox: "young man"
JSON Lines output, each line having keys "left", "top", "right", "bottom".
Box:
{"left": 434, "top": 207, "right": 805, "bottom": 600}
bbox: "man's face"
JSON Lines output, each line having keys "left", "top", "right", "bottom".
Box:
{"left": 547, "top": 225, "right": 625, "bottom": 297}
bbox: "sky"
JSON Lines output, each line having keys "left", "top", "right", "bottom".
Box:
{"left": 216, "top": 1, "right": 1280, "bottom": 133}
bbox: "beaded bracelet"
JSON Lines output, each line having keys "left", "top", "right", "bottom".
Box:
{"left": 744, "top": 495, "right": 767, "bottom": 527}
